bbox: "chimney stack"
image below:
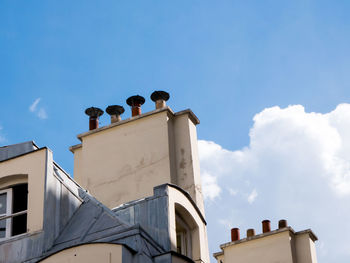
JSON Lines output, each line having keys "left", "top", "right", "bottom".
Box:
{"left": 150, "top": 91, "right": 170, "bottom": 109}
{"left": 278, "top": 219, "right": 288, "bottom": 229}
{"left": 85, "top": 107, "right": 104, "bottom": 130}
{"left": 231, "top": 228, "right": 240, "bottom": 242}
{"left": 262, "top": 220, "right": 271, "bottom": 233}
{"left": 106, "top": 105, "right": 125, "bottom": 123}
{"left": 126, "top": 95, "right": 145, "bottom": 117}
{"left": 247, "top": 228, "right": 255, "bottom": 238}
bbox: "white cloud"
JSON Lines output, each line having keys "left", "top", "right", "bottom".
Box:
{"left": 199, "top": 104, "right": 350, "bottom": 199}
{"left": 29, "top": 98, "right": 48, "bottom": 120}
{"left": 247, "top": 189, "right": 258, "bottom": 204}
{"left": 29, "top": 98, "right": 41, "bottom": 112}
{"left": 200, "top": 104, "right": 350, "bottom": 262}
{"left": 228, "top": 188, "right": 237, "bottom": 196}
{"left": 201, "top": 171, "right": 221, "bottom": 200}
{"left": 37, "top": 108, "right": 48, "bottom": 120}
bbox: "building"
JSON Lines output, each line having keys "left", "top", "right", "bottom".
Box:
{"left": 0, "top": 91, "right": 318, "bottom": 263}
{"left": 213, "top": 220, "right": 318, "bottom": 263}
{"left": 0, "top": 91, "right": 209, "bottom": 263}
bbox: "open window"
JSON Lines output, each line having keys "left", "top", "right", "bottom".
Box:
{"left": 176, "top": 213, "right": 192, "bottom": 257}
{"left": 0, "top": 184, "right": 28, "bottom": 240}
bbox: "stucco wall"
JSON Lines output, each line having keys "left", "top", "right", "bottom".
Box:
{"left": 216, "top": 230, "right": 318, "bottom": 263}
{"left": 0, "top": 148, "right": 83, "bottom": 263}
{"left": 0, "top": 148, "right": 47, "bottom": 233}
{"left": 222, "top": 231, "right": 294, "bottom": 263}
{"left": 72, "top": 108, "right": 204, "bottom": 213}
{"left": 168, "top": 186, "right": 209, "bottom": 263}
{"left": 40, "top": 243, "right": 124, "bottom": 263}
{"left": 295, "top": 233, "right": 318, "bottom": 263}
{"left": 74, "top": 110, "right": 173, "bottom": 209}
{"left": 172, "top": 113, "right": 204, "bottom": 215}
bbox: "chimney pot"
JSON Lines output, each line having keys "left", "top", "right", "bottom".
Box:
{"left": 262, "top": 220, "right": 271, "bottom": 233}
{"left": 106, "top": 105, "right": 125, "bottom": 123}
{"left": 126, "top": 95, "right": 145, "bottom": 117}
{"left": 85, "top": 107, "right": 104, "bottom": 130}
{"left": 150, "top": 91, "right": 170, "bottom": 109}
{"left": 278, "top": 219, "right": 288, "bottom": 229}
{"left": 231, "top": 228, "right": 240, "bottom": 242}
{"left": 247, "top": 228, "right": 255, "bottom": 238}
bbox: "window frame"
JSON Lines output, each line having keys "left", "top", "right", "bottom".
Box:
{"left": 0, "top": 188, "right": 13, "bottom": 240}
{"left": 175, "top": 214, "right": 192, "bottom": 258}
{"left": 0, "top": 184, "right": 29, "bottom": 241}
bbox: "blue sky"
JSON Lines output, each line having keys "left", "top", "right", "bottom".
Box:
{"left": 1, "top": 1, "right": 350, "bottom": 262}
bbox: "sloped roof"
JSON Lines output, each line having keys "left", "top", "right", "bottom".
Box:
{"left": 0, "top": 141, "right": 38, "bottom": 162}
{"left": 40, "top": 189, "right": 164, "bottom": 260}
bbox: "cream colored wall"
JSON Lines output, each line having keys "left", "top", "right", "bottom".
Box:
{"left": 40, "top": 243, "right": 123, "bottom": 263}
{"left": 71, "top": 108, "right": 209, "bottom": 260}
{"left": 0, "top": 148, "right": 48, "bottom": 233}
{"left": 0, "top": 174, "right": 27, "bottom": 189}
{"left": 168, "top": 186, "right": 209, "bottom": 263}
{"left": 74, "top": 111, "right": 173, "bottom": 209}
{"left": 72, "top": 108, "right": 205, "bottom": 212}
{"left": 173, "top": 114, "right": 204, "bottom": 215}
{"left": 72, "top": 146, "right": 82, "bottom": 182}
{"left": 222, "top": 231, "right": 294, "bottom": 263}
{"left": 295, "top": 233, "right": 318, "bottom": 263}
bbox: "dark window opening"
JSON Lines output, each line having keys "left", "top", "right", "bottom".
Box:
{"left": 11, "top": 184, "right": 28, "bottom": 236}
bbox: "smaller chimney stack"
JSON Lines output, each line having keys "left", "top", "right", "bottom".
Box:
{"left": 247, "top": 228, "right": 255, "bottom": 238}
{"left": 231, "top": 228, "right": 240, "bottom": 242}
{"left": 278, "top": 219, "right": 288, "bottom": 229}
{"left": 150, "top": 91, "right": 170, "bottom": 109}
{"left": 85, "top": 107, "right": 104, "bottom": 130}
{"left": 262, "top": 220, "right": 271, "bottom": 233}
{"left": 126, "top": 95, "right": 145, "bottom": 117}
{"left": 106, "top": 105, "right": 125, "bottom": 123}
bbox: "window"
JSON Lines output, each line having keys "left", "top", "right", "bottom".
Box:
{"left": 0, "top": 184, "right": 28, "bottom": 240}
{"left": 176, "top": 214, "right": 192, "bottom": 258}
{"left": 0, "top": 189, "right": 12, "bottom": 238}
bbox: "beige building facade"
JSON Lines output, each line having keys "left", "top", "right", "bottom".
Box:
{"left": 214, "top": 220, "right": 318, "bottom": 263}
{"left": 0, "top": 91, "right": 318, "bottom": 263}
{"left": 70, "top": 107, "right": 205, "bottom": 215}
{"left": 0, "top": 92, "right": 209, "bottom": 263}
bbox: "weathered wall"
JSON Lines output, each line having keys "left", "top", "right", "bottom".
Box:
{"left": 168, "top": 186, "right": 209, "bottom": 263}
{"left": 172, "top": 112, "right": 204, "bottom": 215}
{"left": 113, "top": 185, "right": 171, "bottom": 251}
{"left": 215, "top": 230, "right": 318, "bottom": 263}
{"left": 43, "top": 155, "right": 82, "bottom": 251}
{"left": 72, "top": 108, "right": 205, "bottom": 215}
{"left": 0, "top": 148, "right": 47, "bottom": 232}
{"left": 72, "top": 145, "right": 82, "bottom": 182}
{"left": 221, "top": 231, "right": 294, "bottom": 263}
{"left": 74, "top": 110, "right": 173, "bottom": 209}
{"left": 113, "top": 184, "right": 209, "bottom": 263}
{"left": 39, "top": 243, "right": 124, "bottom": 263}
{"left": 0, "top": 149, "right": 82, "bottom": 263}
{"left": 295, "top": 233, "right": 318, "bottom": 263}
